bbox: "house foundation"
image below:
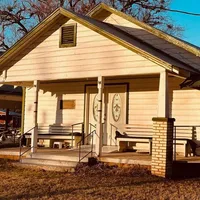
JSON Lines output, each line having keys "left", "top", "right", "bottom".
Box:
{"left": 151, "top": 117, "right": 175, "bottom": 178}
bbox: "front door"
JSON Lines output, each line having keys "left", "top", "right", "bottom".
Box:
{"left": 85, "top": 84, "right": 127, "bottom": 146}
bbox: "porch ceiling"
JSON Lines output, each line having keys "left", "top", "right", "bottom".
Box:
{"left": 0, "top": 100, "right": 22, "bottom": 109}
{"left": 0, "top": 81, "right": 33, "bottom": 87}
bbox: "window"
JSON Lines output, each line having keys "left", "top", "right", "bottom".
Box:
{"left": 59, "top": 24, "right": 77, "bottom": 48}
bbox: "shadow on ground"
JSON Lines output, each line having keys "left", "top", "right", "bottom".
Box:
{"left": 172, "top": 161, "right": 200, "bottom": 179}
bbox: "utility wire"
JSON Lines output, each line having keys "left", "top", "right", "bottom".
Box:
{"left": 135, "top": 2, "right": 200, "bottom": 16}
{"left": 161, "top": 7, "right": 200, "bottom": 16}
{"left": 145, "top": 5, "right": 200, "bottom": 16}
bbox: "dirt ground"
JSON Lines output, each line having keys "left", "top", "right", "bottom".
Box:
{"left": 0, "top": 160, "right": 200, "bottom": 200}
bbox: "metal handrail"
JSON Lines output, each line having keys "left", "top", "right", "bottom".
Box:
{"left": 89, "top": 123, "right": 96, "bottom": 134}
{"left": 110, "top": 123, "right": 118, "bottom": 145}
{"left": 173, "top": 126, "right": 177, "bottom": 160}
{"left": 78, "top": 123, "right": 98, "bottom": 162}
{"left": 89, "top": 123, "right": 96, "bottom": 129}
{"left": 71, "top": 122, "right": 84, "bottom": 148}
{"left": 19, "top": 146, "right": 34, "bottom": 162}
{"left": 19, "top": 126, "right": 35, "bottom": 162}
{"left": 110, "top": 123, "right": 118, "bottom": 130}
{"left": 78, "top": 130, "right": 98, "bottom": 162}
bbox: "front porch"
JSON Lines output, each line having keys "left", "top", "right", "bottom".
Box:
{"left": 0, "top": 146, "right": 199, "bottom": 165}
{"left": 3, "top": 146, "right": 200, "bottom": 178}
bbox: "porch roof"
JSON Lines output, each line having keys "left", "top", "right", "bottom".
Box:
{"left": 0, "top": 4, "right": 200, "bottom": 80}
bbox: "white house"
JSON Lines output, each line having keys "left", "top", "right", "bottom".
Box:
{"left": 0, "top": 3, "right": 200, "bottom": 177}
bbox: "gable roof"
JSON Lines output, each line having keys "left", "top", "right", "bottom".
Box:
{"left": 88, "top": 3, "right": 200, "bottom": 56}
{"left": 88, "top": 3, "right": 200, "bottom": 74}
{"left": 0, "top": 5, "right": 200, "bottom": 76}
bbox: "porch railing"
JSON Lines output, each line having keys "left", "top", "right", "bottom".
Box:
{"left": 0, "top": 128, "right": 20, "bottom": 144}
{"left": 173, "top": 125, "right": 200, "bottom": 160}
{"left": 78, "top": 123, "right": 98, "bottom": 162}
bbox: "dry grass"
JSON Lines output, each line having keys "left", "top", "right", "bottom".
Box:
{"left": 0, "top": 159, "right": 200, "bottom": 200}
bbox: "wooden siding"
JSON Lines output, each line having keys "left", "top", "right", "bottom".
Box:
{"left": 128, "top": 78, "right": 159, "bottom": 125}
{"left": 24, "top": 81, "right": 85, "bottom": 133}
{"left": 4, "top": 19, "right": 163, "bottom": 82}
{"left": 169, "top": 77, "right": 200, "bottom": 126}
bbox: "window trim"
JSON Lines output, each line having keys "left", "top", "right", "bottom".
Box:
{"left": 59, "top": 23, "right": 77, "bottom": 48}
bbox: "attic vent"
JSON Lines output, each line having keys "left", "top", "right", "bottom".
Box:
{"left": 60, "top": 24, "right": 77, "bottom": 47}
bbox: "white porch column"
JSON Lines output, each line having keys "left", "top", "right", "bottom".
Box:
{"left": 95, "top": 76, "right": 104, "bottom": 157}
{"left": 31, "top": 80, "right": 40, "bottom": 153}
{"left": 158, "top": 70, "right": 169, "bottom": 117}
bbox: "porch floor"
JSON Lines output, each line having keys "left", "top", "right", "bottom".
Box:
{"left": 0, "top": 146, "right": 200, "bottom": 165}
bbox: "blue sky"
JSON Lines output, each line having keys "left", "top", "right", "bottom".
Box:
{"left": 169, "top": 0, "right": 200, "bottom": 46}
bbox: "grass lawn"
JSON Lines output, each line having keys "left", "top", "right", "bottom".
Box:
{"left": 0, "top": 159, "right": 200, "bottom": 200}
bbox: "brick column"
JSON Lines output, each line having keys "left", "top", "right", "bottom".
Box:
{"left": 151, "top": 117, "right": 175, "bottom": 178}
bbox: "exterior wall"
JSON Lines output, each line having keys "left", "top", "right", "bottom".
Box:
{"left": 4, "top": 19, "right": 162, "bottom": 82}
{"left": 128, "top": 78, "right": 159, "bottom": 125}
{"left": 24, "top": 78, "right": 159, "bottom": 134}
{"left": 24, "top": 81, "right": 85, "bottom": 133}
{"left": 169, "top": 77, "right": 200, "bottom": 126}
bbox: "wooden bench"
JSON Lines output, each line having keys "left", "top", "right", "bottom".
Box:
{"left": 174, "top": 126, "right": 198, "bottom": 157}
{"left": 116, "top": 124, "right": 153, "bottom": 154}
{"left": 116, "top": 124, "right": 196, "bottom": 156}
{"left": 25, "top": 122, "right": 84, "bottom": 148}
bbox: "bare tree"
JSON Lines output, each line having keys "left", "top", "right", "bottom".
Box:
{"left": 0, "top": 0, "right": 183, "bottom": 52}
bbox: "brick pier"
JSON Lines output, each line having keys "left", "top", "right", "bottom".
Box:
{"left": 151, "top": 117, "right": 175, "bottom": 178}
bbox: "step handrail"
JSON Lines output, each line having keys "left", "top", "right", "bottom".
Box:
{"left": 78, "top": 123, "right": 98, "bottom": 162}
{"left": 71, "top": 122, "right": 84, "bottom": 147}
{"left": 78, "top": 130, "right": 98, "bottom": 162}
{"left": 110, "top": 123, "right": 118, "bottom": 145}
{"left": 19, "top": 126, "right": 35, "bottom": 162}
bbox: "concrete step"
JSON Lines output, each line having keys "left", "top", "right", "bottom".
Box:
{"left": 102, "top": 145, "right": 118, "bottom": 153}
{"left": 27, "top": 153, "right": 88, "bottom": 163}
{"left": 21, "top": 158, "right": 78, "bottom": 168}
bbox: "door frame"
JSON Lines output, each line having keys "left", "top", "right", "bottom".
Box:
{"left": 83, "top": 82, "right": 129, "bottom": 144}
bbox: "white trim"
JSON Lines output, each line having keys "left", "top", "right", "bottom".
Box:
{"left": 157, "top": 71, "right": 169, "bottom": 117}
